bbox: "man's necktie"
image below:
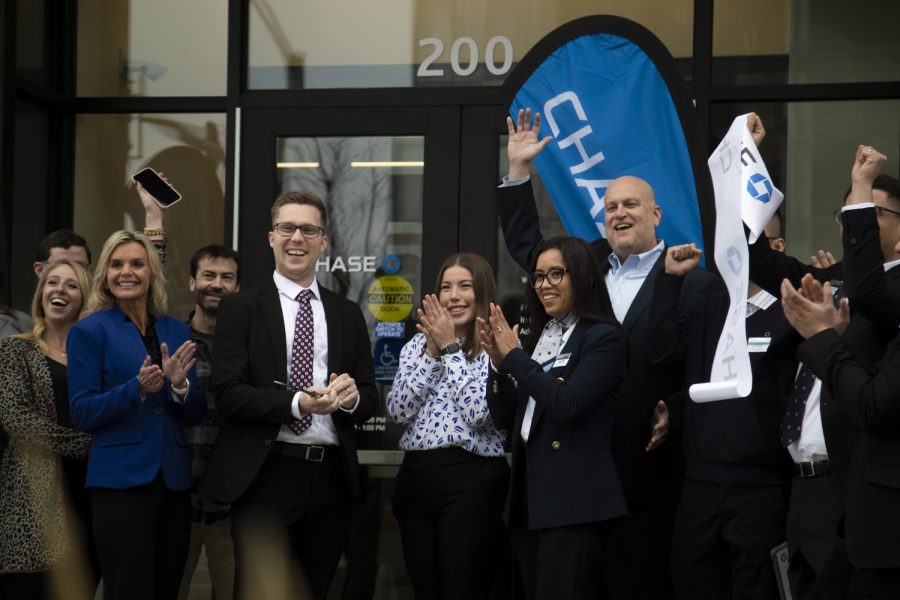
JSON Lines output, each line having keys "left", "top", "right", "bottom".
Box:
{"left": 779, "top": 282, "right": 845, "bottom": 447}
{"left": 288, "top": 289, "right": 314, "bottom": 435}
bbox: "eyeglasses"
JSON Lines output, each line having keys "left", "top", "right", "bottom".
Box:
{"left": 528, "top": 267, "right": 569, "bottom": 288}
{"left": 272, "top": 223, "right": 326, "bottom": 238}
{"left": 834, "top": 204, "right": 900, "bottom": 225}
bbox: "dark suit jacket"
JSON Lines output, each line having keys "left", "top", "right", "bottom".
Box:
{"left": 68, "top": 307, "right": 206, "bottom": 490}
{"left": 487, "top": 320, "right": 629, "bottom": 530}
{"left": 797, "top": 205, "right": 900, "bottom": 568}
{"left": 497, "top": 181, "right": 720, "bottom": 504}
{"left": 198, "top": 278, "right": 377, "bottom": 503}
{"left": 747, "top": 212, "right": 900, "bottom": 477}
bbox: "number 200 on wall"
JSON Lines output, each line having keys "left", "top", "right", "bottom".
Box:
{"left": 417, "top": 36, "right": 514, "bottom": 78}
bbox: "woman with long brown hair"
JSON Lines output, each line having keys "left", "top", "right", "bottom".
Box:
{"left": 387, "top": 253, "right": 509, "bottom": 599}
{"left": 0, "top": 259, "right": 94, "bottom": 599}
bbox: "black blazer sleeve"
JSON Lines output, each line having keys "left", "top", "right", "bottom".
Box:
{"left": 211, "top": 294, "right": 295, "bottom": 423}
{"left": 496, "top": 179, "right": 547, "bottom": 271}
{"left": 498, "top": 324, "right": 627, "bottom": 424}
{"left": 647, "top": 271, "right": 690, "bottom": 369}
{"left": 799, "top": 329, "right": 900, "bottom": 434}
{"left": 747, "top": 227, "right": 843, "bottom": 296}
{"left": 841, "top": 206, "right": 900, "bottom": 328}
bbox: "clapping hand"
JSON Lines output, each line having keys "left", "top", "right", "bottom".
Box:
{"left": 137, "top": 355, "right": 164, "bottom": 394}
{"left": 477, "top": 303, "right": 519, "bottom": 365}
{"left": 161, "top": 340, "right": 197, "bottom": 389}
{"left": 781, "top": 274, "right": 849, "bottom": 339}
{"left": 417, "top": 294, "right": 456, "bottom": 355}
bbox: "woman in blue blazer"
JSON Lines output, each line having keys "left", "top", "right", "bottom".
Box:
{"left": 480, "top": 236, "right": 628, "bottom": 600}
{"left": 68, "top": 230, "right": 205, "bottom": 600}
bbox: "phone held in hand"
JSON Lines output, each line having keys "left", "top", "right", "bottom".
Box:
{"left": 132, "top": 167, "right": 182, "bottom": 208}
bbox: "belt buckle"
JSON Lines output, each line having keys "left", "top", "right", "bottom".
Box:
{"left": 305, "top": 445, "right": 325, "bottom": 462}
{"left": 798, "top": 462, "right": 813, "bottom": 478}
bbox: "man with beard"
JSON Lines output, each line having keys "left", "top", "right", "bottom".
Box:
{"left": 178, "top": 245, "right": 241, "bottom": 600}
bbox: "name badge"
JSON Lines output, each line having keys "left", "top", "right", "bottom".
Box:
{"left": 747, "top": 337, "right": 771, "bottom": 353}
{"left": 552, "top": 353, "right": 571, "bottom": 368}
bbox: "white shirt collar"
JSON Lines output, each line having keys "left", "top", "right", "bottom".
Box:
{"left": 747, "top": 288, "right": 777, "bottom": 311}
{"left": 884, "top": 258, "right": 900, "bottom": 272}
{"left": 272, "top": 271, "right": 321, "bottom": 301}
{"left": 607, "top": 239, "right": 665, "bottom": 274}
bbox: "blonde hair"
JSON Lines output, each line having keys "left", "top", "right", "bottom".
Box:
{"left": 19, "top": 258, "right": 91, "bottom": 354}
{"left": 88, "top": 230, "right": 167, "bottom": 315}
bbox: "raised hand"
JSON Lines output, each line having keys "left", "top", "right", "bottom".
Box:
{"left": 161, "top": 340, "right": 197, "bottom": 389}
{"left": 507, "top": 108, "right": 554, "bottom": 180}
{"left": 746, "top": 112, "right": 766, "bottom": 147}
{"left": 664, "top": 243, "right": 703, "bottom": 277}
{"left": 477, "top": 303, "right": 519, "bottom": 365}
{"left": 849, "top": 145, "right": 887, "bottom": 205}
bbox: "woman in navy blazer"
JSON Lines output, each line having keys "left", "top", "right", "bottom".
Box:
{"left": 68, "top": 230, "right": 205, "bottom": 600}
{"left": 480, "top": 236, "right": 628, "bottom": 600}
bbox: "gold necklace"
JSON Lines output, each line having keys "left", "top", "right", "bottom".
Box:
{"left": 46, "top": 343, "right": 67, "bottom": 358}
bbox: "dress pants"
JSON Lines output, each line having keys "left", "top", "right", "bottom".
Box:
{"left": 604, "top": 501, "right": 675, "bottom": 600}
{"left": 786, "top": 474, "right": 853, "bottom": 600}
{"left": 391, "top": 447, "right": 509, "bottom": 600}
{"left": 177, "top": 517, "right": 235, "bottom": 600}
{"left": 510, "top": 522, "right": 611, "bottom": 600}
{"left": 671, "top": 479, "right": 787, "bottom": 599}
{"left": 230, "top": 447, "right": 350, "bottom": 600}
{"left": 90, "top": 475, "right": 192, "bottom": 600}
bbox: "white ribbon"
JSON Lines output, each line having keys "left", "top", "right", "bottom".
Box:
{"left": 689, "top": 114, "right": 782, "bottom": 402}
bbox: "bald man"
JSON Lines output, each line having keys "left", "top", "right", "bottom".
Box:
{"left": 496, "top": 108, "right": 719, "bottom": 600}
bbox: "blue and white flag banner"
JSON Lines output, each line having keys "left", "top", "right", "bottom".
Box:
{"left": 739, "top": 120, "right": 784, "bottom": 244}
{"left": 690, "top": 115, "right": 760, "bottom": 403}
{"left": 508, "top": 26, "right": 705, "bottom": 253}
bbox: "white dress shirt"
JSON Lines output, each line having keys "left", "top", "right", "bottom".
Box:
{"left": 605, "top": 241, "right": 665, "bottom": 322}
{"left": 272, "top": 271, "right": 339, "bottom": 446}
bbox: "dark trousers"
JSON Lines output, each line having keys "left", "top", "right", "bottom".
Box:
{"left": 391, "top": 447, "right": 509, "bottom": 600}
{"left": 604, "top": 501, "right": 676, "bottom": 600}
{"left": 850, "top": 567, "right": 900, "bottom": 599}
{"left": 231, "top": 449, "right": 350, "bottom": 600}
{"left": 671, "top": 478, "right": 787, "bottom": 600}
{"left": 0, "top": 572, "right": 48, "bottom": 600}
{"left": 510, "top": 522, "right": 611, "bottom": 600}
{"left": 91, "top": 475, "right": 192, "bottom": 600}
{"left": 786, "top": 474, "right": 853, "bottom": 600}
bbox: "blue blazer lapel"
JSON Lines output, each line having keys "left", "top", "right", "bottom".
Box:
{"left": 621, "top": 252, "right": 665, "bottom": 331}
{"left": 259, "top": 281, "right": 289, "bottom": 382}
{"left": 109, "top": 306, "right": 150, "bottom": 367}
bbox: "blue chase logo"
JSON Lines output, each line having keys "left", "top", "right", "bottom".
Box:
{"left": 746, "top": 173, "right": 774, "bottom": 204}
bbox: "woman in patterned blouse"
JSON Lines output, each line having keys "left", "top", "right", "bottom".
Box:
{"left": 387, "top": 253, "right": 509, "bottom": 599}
{"left": 0, "top": 259, "right": 94, "bottom": 599}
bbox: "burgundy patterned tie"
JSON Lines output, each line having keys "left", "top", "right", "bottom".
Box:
{"left": 288, "top": 289, "right": 314, "bottom": 435}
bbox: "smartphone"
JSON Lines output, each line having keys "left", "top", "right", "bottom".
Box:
{"left": 132, "top": 167, "right": 182, "bottom": 208}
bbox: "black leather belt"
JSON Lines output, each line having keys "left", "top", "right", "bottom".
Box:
{"left": 271, "top": 442, "right": 329, "bottom": 462}
{"left": 795, "top": 460, "right": 830, "bottom": 478}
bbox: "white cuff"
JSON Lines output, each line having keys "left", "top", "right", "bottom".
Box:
{"left": 499, "top": 175, "right": 531, "bottom": 188}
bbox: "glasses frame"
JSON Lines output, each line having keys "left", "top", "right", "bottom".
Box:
{"left": 272, "top": 222, "right": 326, "bottom": 239}
{"left": 528, "top": 267, "right": 569, "bottom": 288}
{"left": 834, "top": 204, "right": 900, "bottom": 225}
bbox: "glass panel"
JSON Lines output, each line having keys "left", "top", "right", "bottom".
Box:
{"left": 16, "top": 0, "right": 51, "bottom": 88}
{"left": 713, "top": 0, "right": 900, "bottom": 85}
{"left": 73, "top": 113, "right": 227, "bottom": 318}
{"left": 8, "top": 100, "right": 51, "bottom": 312}
{"left": 76, "top": 0, "right": 227, "bottom": 96}
{"left": 249, "top": 0, "right": 693, "bottom": 89}
{"left": 710, "top": 100, "right": 900, "bottom": 262}
{"left": 276, "top": 135, "right": 424, "bottom": 456}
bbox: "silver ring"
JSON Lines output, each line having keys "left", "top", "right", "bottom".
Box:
{"left": 496, "top": 327, "right": 502, "bottom": 333}
{"left": 865, "top": 145, "right": 874, "bottom": 152}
